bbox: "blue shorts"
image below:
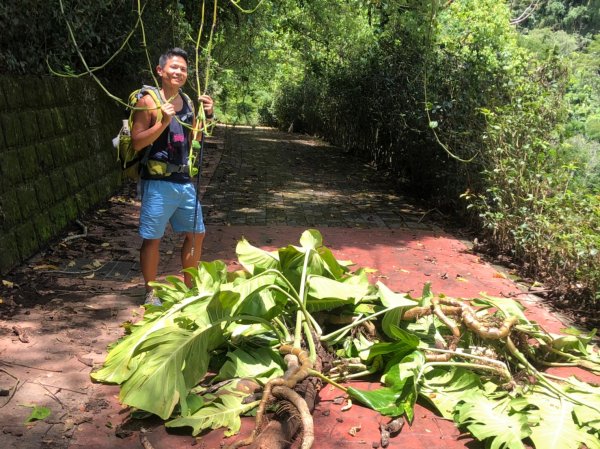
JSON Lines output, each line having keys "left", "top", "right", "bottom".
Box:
{"left": 139, "top": 180, "right": 205, "bottom": 239}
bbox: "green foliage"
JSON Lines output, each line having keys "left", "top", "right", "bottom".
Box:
{"left": 510, "top": 0, "right": 600, "bottom": 34}
{"left": 93, "top": 231, "right": 600, "bottom": 448}
{"left": 454, "top": 393, "right": 531, "bottom": 449}
{"left": 22, "top": 405, "right": 52, "bottom": 423}
{"left": 0, "top": 0, "right": 144, "bottom": 86}
{"left": 261, "top": 0, "right": 599, "bottom": 305}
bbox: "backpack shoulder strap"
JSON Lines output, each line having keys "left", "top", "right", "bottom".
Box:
{"left": 136, "top": 85, "right": 164, "bottom": 124}
{"left": 141, "top": 85, "right": 163, "bottom": 102}
{"left": 180, "top": 90, "right": 195, "bottom": 115}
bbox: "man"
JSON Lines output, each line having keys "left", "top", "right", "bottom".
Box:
{"left": 131, "top": 47, "right": 214, "bottom": 305}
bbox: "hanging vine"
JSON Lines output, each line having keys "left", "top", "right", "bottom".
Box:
{"left": 50, "top": 0, "right": 264, "bottom": 137}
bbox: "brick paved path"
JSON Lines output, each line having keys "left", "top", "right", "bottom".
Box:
{"left": 201, "top": 126, "right": 440, "bottom": 231}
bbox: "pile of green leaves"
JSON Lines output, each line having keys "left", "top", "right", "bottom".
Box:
{"left": 92, "top": 230, "right": 600, "bottom": 448}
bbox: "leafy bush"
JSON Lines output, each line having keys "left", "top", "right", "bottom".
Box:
{"left": 92, "top": 230, "right": 600, "bottom": 448}
{"left": 268, "top": 1, "right": 599, "bottom": 306}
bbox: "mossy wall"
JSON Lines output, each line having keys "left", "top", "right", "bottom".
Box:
{"left": 0, "top": 76, "right": 122, "bottom": 273}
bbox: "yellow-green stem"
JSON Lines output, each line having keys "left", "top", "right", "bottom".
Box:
{"left": 308, "top": 369, "right": 347, "bottom": 393}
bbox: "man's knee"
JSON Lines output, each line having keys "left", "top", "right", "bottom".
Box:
{"left": 184, "top": 232, "right": 205, "bottom": 243}
{"left": 141, "top": 238, "right": 161, "bottom": 251}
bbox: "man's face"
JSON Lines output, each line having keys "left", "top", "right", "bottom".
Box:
{"left": 157, "top": 55, "right": 188, "bottom": 88}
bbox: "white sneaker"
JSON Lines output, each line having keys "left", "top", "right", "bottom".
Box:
{"left": 143, "top": 290, "right": 162, "bottom": 306}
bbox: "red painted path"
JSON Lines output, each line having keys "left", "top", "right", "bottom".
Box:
{"left": 70, "top": 224, "right": 596, "bottom": 449}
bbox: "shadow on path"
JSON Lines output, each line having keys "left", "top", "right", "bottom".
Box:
{"left": 203, "top": 126, "right": 440, "bottom": 232}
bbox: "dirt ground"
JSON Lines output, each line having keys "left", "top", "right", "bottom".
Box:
{"left": 1, "top": 126, "right": 597, "bottom": 449}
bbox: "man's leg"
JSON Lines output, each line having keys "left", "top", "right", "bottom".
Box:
{"left": 140, "top": 238, "right": 161, "bottom": 292}
{"left": 181, "top": 232, "right": 205, "bottom": 288}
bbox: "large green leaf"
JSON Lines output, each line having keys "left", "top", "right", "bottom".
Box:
{"left": 119, "top": 317, "right": 226, "bottom": 419}
{"left": 299, "top": 229, "right": 323, "bottom": 249}
{"left": 214, "top": 347, "right": 284, "bottom": 384}
{"left": 347, "top": 385, "right": 408, "bottom": 417}
{"left": 186, "top": 260, "right": 229, "bottom": 293}
{"left": 383, "top": 351, "right": 424, "bottom": 386}
{"left": 568, "top": 378, "right": 600, "bottom": 433}
{"left": 377, "top": 281, "right": 419, "bottom": 340}
{"left": 421, "top": 367, "right": 485, "bottom": 419}
{"left": 305, "top": 273, "right": 370, "bottom": 312}
{"left": 278, "top": 244, "right": 307, "bottom": 276}
{"left": 237, "top": 288, "right": 283, "bottom": 320}
{"left": 377, "top": 281, "right": 417, "bottom": 308}
{"left": 91, "top": 293, "right": 213, "bottom": 384}
{"left": 346, "top": 351, "right": 421, "bottom": 419}
{"left": 454, "top": 392, "right": 530, "bottom": 449}
{"left": 225, "top": 271, "right": 284, "bottom": 315}
{"left": 236, "top": 237, "right": 280, "bottom": 275}
{"left": 315, "top": 246, "right": 347, "bottom": 279}
{"left": 474, "top": 294, "right": 529, "bottom": 323}
{"left": 385, "top": 324, "right": 421, "bottom": 346}
{"left": 279, "top": 240, "right": 344, "bottom": 288}
{"left": 360, "top": 340, "right": 418, "bottom": 362}
{"left": 166, "top": 393, "right": 260, "bottom": 436}
{"left": 528, "top": 388, "right": 600, "bottom": 449}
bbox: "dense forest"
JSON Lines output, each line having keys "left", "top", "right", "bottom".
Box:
{"left": 1, "top": 0, "right": 598, "bottom": 306}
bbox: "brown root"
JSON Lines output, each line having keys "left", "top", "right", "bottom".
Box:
{"left": 227, "top": 345, "right": 315, "bottom": 449}
{"left": 272, "top": 385, "right": 314, "bottom": 449}
{"left": 458, "top": 301, "right": 518, "bottom": 339}
{"left": 402, "top": 305, "right": 462, "bottom": 320}
{"left": 431, "top": 297, "right": 461, "bottom": 337}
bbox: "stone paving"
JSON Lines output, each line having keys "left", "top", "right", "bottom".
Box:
{"left": 201, "top": 125, "right": 440, "bottom": 231}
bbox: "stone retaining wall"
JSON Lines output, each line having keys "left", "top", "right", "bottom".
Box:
{"left": 0, "top": 76, "right": 122, "bottom": 273}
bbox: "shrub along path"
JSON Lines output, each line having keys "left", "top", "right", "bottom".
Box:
{"left": 0, "top": 125, "right": 596, "bottom": 449}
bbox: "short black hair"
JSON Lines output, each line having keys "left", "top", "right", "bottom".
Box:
{"left": 158, "top": 48, "right": 188, "bottom": 68}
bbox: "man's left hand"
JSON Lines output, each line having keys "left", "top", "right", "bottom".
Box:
{"left": 198, "top": 95, "right": 214, "bottom": 117}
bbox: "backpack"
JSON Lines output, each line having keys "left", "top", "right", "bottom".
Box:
{"left": 114, "top": 85, "right": 194, "bottom": 180}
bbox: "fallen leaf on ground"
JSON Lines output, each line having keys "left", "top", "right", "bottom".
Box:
{"left": 341, "top": 399, "right": 353, "bottom": 411}
{"left": 33, "top": 264, "right": 58, "bottom": 271}
{"left": 348, "top": 424, "right": 361, "bottom": 436}
{"left": 21, "top": 405, "right": 51, "bottom": 423}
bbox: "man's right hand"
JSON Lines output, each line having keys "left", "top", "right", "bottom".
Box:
{"left": 161, "top": 103, "right": 176, "bottom": 124}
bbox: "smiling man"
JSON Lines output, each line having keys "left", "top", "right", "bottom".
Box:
{"left": 130, "top": 47, "right": 214, "bottom": 306}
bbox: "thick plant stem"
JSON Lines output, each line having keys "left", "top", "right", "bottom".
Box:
{"left": 267, "top": 284, "right": 320, "bottom": 337}
{"left": 308, "top": 369, "right": 348, "bottom": 393}
{"left": 423, "top": 347, "right": 509, "bottom": 370}
{"left": 421, "top": 361, "right": 512, "bottom": 382}
{"left": 321, "top": 306, "right": 398, "bottom": 342}
{"left": 506, "top": 336, "right": 600, "bottom": 413}
{"left": 294, "top": 310, "right": 303, "bottom": 348}
{"left": 302, "top": 321, "right": 317, "bottom": 363}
